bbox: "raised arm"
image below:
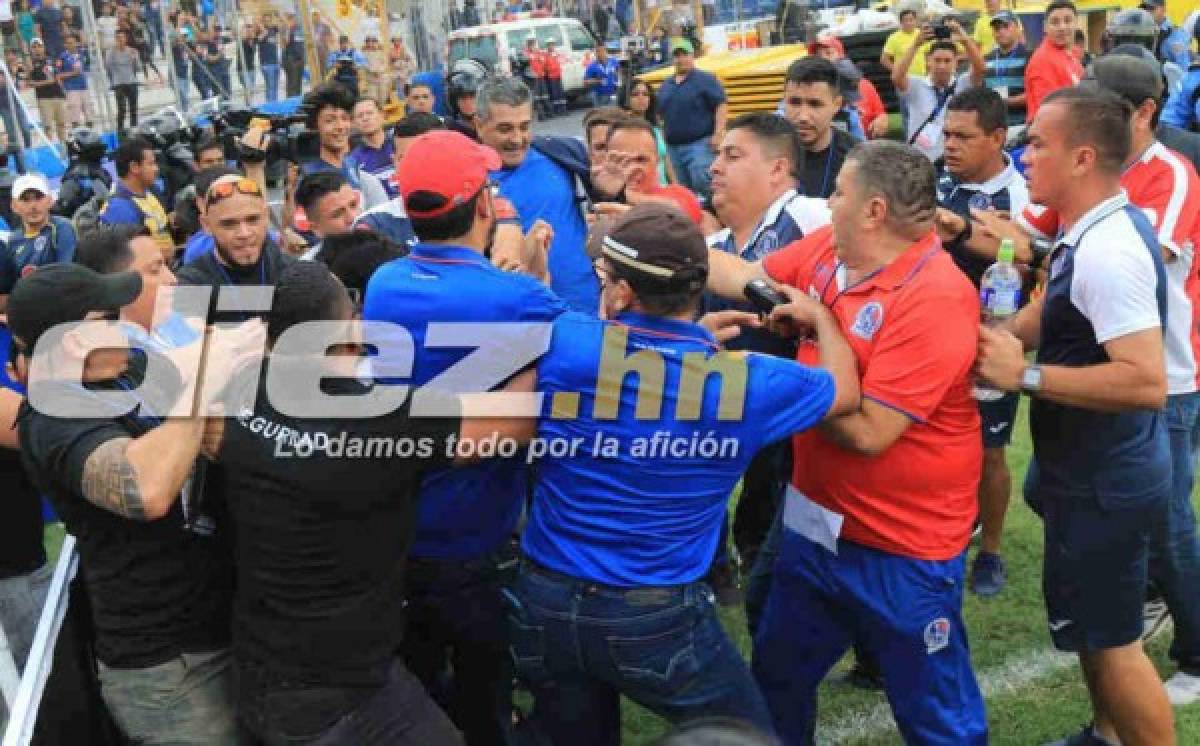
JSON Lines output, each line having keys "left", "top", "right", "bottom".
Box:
{"left": 892, "top": 27, "right": 930, "bottom": 93}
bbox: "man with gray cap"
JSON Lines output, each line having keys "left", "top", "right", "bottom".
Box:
{"left": 508, "top": 202, "right": 860, "bottom": 745}
{"left": 1015, "top": 52, "right": 1200, "bottom": 713}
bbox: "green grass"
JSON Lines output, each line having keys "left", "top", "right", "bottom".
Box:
{"left": 39, "top": 398, "right": 1200, "bottom": 743}
{"left": 616, "top": 399, "right": 1200, "bottom": 744}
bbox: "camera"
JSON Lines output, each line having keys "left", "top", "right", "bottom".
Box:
{"left": 933, "top": 22, "right": 952, "bottom": 40}
{"left": 744, "top": 279, "right": 788, "bottom": 315}
{"left": 211, "top": 106, "right": 320, "bottom": 165}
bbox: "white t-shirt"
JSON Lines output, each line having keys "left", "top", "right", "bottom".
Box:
{"left": 902, "top": 75, "right": 972, "bottom": 162}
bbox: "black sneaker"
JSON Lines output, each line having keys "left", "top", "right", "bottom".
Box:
{"left": 969, "top": 551, "right": 1007, "bottom": 597}
{"left": 843, "top": 656, "right": 884, "bottom": 690}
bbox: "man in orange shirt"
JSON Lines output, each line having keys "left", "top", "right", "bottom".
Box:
{"left": 544, "top": 39, "right": 566, "bottom": 116}
{"left": 705, "top": 141, "right": 986, "bottom": 745}
{"left": 1025, "top": 0, "right": 1084, "bottom": 121}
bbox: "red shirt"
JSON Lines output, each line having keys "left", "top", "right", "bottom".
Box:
{"left": 525, "top": 48, "right": 545, "bottom": 77}
{"left": 1024, "top": 39, "right": 1083, "bottom": 122}
{"left": 641, "top": 184, "right": 703, "bottom": 225}
{"left": 544, "top": 50, "right": 563, "bottom": 79}
{"left": 764, "top": 226, "right": 982, "bottom": 560}
{"left": 857, "top": 78, "right": 886, "bottom": 134}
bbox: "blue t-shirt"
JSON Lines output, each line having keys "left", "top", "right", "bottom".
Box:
{"left": 493, "top": 147, "right": 597, "bottom": 314}
{"left": 656, "top": 69, "right": 727, "bottom": 145}
{"left": 363, "top": 243, "right": 568, "bottom": 559}
{"left": 523, "top": 310, "right": 836, "bottom": 586}
{"left": 33, "top": 6, "right": 63, "bottom": 53}
{"left": 99, "top": 183, "right": 165, "bottom": 227}
{"left": 0, "top": 217, "right": 76, "bottom": 293}
{"left": 350, "top": 139, "right": 397, "bottom": 199}
{"left": 56, "top": 50, "right": 88, "bottom": 92}
{"left": 584, "top": 57, "right": 619, "bottom": 96}
{"left": 1162, "top": 68, "right": 1200, "bottom": 131}
{"left": 354, "top": 199, "right": 417, "bottom": 251}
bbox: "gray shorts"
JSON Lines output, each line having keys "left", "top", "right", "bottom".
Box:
{"left": 98, "top": 648, "right": 238, "bottom": 745}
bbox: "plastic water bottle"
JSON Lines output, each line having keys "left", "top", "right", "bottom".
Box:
{"left": 975, "top": 239, "right": 1022, "bottom": 402}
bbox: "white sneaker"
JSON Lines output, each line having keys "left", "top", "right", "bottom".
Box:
{"left": 1164, "top": 671, "right": 1200, "bottom": 706}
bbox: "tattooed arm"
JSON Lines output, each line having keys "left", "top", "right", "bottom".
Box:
{"left": 79, "top": 416, "right": 206, "bottom": 522}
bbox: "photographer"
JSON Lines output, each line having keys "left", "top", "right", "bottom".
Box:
{"left": 326, "top": 34, "right": 365, "bottom": 93}
{"left": 297, "top": 82, "right": 389, "bottom": 210}
{"left": 891, "top": 17, "right": 984, "bottom": 162}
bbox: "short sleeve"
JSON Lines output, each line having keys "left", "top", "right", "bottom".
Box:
{"left": 746, "top": 353, "right": 835, "bottom": 446}
{"left": 22, "top": 412, "right": 131, "bottom": 501}
{"left": 1070, "top": 238, "right": 1162, "bottom": 344}
{"left": 862, "top": 286, "right": 978, "bottom": 423}
{"left": 706, "top": 73, "right": 726, "bottom": 105}
{"left": 901, "top": 77, "right": 925, "bottom": 102}
{"left": 763, "top": 224, "right": 834, "bottom": 290}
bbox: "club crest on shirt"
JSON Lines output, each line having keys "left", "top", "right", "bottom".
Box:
{"left": 968, "top": 192, "right": 992, "bottom": 211}
{"left": 850, "top": 301, "right": 884, "bottom": 340}
{"left": 757, "top": 229, "right": 779, "bottom": 255}
{"left": 924, "top": 617, "right": 951, "bottom": 654}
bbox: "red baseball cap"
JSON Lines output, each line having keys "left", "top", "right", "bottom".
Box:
{"left": 808, "top": 36, "right": 845, "bottom": 58}
{"left": 397, "top": 130, "right": 502, "bottom": 218}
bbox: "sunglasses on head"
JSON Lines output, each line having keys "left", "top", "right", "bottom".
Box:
{"left": 205, "top": 177, "right": 262, "bottom": 206}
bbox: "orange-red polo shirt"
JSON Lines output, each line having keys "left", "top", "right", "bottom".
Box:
{"left": 1024, "top": 38, "right": 1083, "bottom": 123}
{"left": 764, "top": 226, "right": 983, "bottom": 560}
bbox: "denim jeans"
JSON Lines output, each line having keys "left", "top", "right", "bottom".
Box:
{"left": 744, "top": 507, "right": 783, "bottom": 638}
{"left": 97, "top": 648, "right": 238, "bottom": 745}
{"left": 175, "top": 75, "right": 190, "bottom": 113}
{"left": 667, "top": 138, "right": 715, "bottom": 200}
{"left": 239, "top": 659, "right": 463, "bottom": 746}
{"left": 508, "top": 562, "right": 775, "bottom": 746}
{"left": 261, "top": 64, "right": 281, "bottom": 103}
{"left": 240, "top": 67, "right": 257, "bottom": 99}
{"left": 1152, "top": 391, "right": 1200, "bottom": 673}
{"left": 402, "top": 544, "right": 516, "bottom": 746}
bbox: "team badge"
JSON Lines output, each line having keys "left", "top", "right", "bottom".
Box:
{"left": 33, "top": 235, "right": 47, "bottom": 254}
{"left": 924, "top": 618, "right": 951, "bottom": 654}
{"left": 756, "top": 229, "right": 779, "bottom": 255}
{"left": 850, "top": 301, "right": 884, "bottom": 340}
{"left": 968, "top": 193, "right": 992, "bottom": 211}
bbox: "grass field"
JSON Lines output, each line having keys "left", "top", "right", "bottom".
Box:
{"left": 39, "top": 399, "right": 1200, "bottom": 744}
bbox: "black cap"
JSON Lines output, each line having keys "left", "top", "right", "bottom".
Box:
{"left": 601, "top": 203, "right": 708, "bottom": 286}
{"left": 1139, "top": 0, "right": 1164, "bottom": 9}
{"left": 1084, "top": 53, "right": 1163, "bottom": 106}
{"left": 8, "top": 264, "right": 141, "bottom": 348}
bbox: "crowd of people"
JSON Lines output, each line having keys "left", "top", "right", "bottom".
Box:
{"left": 2, "top": 1, "right": 1200, "bottom": 746}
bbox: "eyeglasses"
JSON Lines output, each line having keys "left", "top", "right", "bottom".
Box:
{"left": 205, "top": 177, "right": 262, "bottom": 206}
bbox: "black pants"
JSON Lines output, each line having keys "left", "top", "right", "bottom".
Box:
{"left": 733, "top": 439, "right": 791, "bottom": 573}
{"left": 284, "top": 58, "right": 304, "bottom": 98}
{"left": 113, "top": 84, "right": 138, "bottom": 132}
{"left": 238, "top": 659, "right": 462, "bottom": 746}
{"left": 402, "top": 546, "right": 516, "bottom": 746}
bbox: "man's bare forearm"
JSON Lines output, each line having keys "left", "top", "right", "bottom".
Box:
{"left": 81, "top": 416, "right": 206, "bottom": 521}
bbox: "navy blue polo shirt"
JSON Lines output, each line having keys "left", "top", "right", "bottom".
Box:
{"left": 363, "top": 243, "right": 568, "bottom": 560}
{"left": 657, "top": 69, "right": 727, "bottom": 145}
{"left": 936, "top": 156, "right": 1029, "bottom": 287}
{"left": 705, "top": 189, "right": 830, "bottom": 355}
{"left": 1030, "top": 194, "right": 1170, "bottom": 507}
{"left": 523, "top": 310, "right": 836, "bottom": 586}
{"left": 0, "top": 216, "right": 76, "bottom": 293}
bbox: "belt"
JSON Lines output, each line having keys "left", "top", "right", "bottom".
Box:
{"left": 522, "top": 559, "right": 693, "bottom": 607}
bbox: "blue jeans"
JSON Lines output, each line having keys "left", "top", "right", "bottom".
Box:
{"left": 744, "top": 506, "right": 783, "bottom": 638}
{"left": 240, "top": 67, "right": 257, "bottom": 98}
{"left": 508, "top": 562, "right": 775, "bottom": 746}
{"left": 261, "top": 63, "right": 280, "bottom": 103}
{"left": 1153, "top": 391, "right": 1200, "bottom": 673}
{"left": 174, "top": 74, "right": 190, "bottom": 113}
{"left": 667, "top": 138, "right": 715, "bottom": 200}
{"left": 591, "top": 91, "right": 616, "bottom": 108}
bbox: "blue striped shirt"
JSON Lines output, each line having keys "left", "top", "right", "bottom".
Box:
{"left": 984, "top": 43, "right": 1029, "bottom": 127}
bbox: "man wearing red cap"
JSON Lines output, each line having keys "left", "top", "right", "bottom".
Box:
{"left": 363, "top": 129, "right": 564, "bottom": 745}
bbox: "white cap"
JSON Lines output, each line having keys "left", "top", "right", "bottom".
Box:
{"left": 13, "top": 173, "right": 52, "bottom": 199}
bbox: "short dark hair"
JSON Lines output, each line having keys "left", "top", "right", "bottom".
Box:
{"left": 605, "top": 116, "right": 657, "bottom": 145}
{"left": 946, "top": 87, "right": 1008, "bottom": 134}
{"left": 113, "top": 136, "right": 154, "bottom": 178}
{"left": 584, "top": 106, "right": 627, "bottom": 140}
{"left": 1041, "top": 87, "right": 1132, "bottom": 174}
{"left": 845, "top": 141, "right": 938, "bottom": 237}
{"left": 318, "top": 230, "right": 405, "bottom": 295}
{"left": 898, "top": 8, "right": 917, "bottom": 21}
{"left": 785, "top": 56, "right": 841, "bottom": 95}
{"left": 295, "top": 171, "right": 350, "bottom": 213}
{"left": 193, "top": 135, "right": 224, "bottom": 159}
{"left": 408, "top": 190, "right": 482, "bottom": 242}
{"left": 1046, "top": 0, "right": 1077, "bottom": 16}
{"left": 608, "top": 258, "right": 706, "bottom": 317}
{"left": 928, "top": 40, "right": 959, "bottom": 57}
{"left": 392, "top": 112, "right": 445, "bottom": 139}
{"left": 268, "top": 261, "right": 350, "bottom": 345}
{"left": 406, "top": 81, "right": 433, "bottom": 96}
{"left": 303, "top": 82, "right": 357, "bottom": 129}
{"left": 74, "top": 224, "right": 152, "bottom": 274}
{"left": 195, "top": 165, "right": 243, "bottom": 201}
{"left": 354, "top": 96, "right": 383, "bottom": 111}
{"left": 727, "top": 112, "right": 803, "bottom": 178}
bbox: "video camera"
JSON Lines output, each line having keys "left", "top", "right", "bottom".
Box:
{"left": 211, "top": 106, "right": 320, "bottom": 165}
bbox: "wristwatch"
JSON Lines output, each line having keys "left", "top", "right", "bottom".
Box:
{"left": 1020, "top": 364, "right": 1043, "bottom": 396}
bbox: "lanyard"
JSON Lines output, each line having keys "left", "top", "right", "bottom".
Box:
{"left": 815, "top": 145, "right": 834, "bottom": 199}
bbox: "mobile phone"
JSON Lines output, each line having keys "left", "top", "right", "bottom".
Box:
{"left": 744, "top": 279, "right": 787, "bottom": 315}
